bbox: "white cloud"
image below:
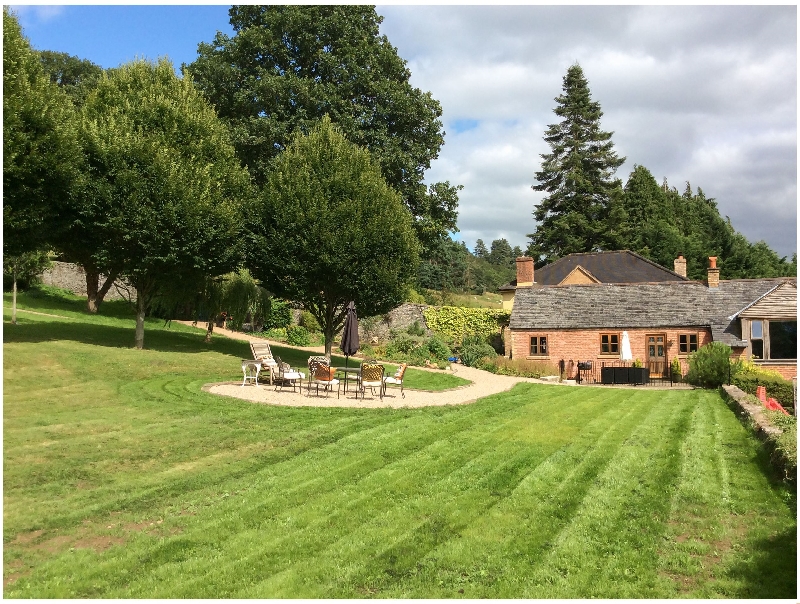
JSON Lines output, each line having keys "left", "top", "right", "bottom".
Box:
{"left": 9, "top": 5, "right": 66, "bottom": 24}
{"left": 378, "top": 5, "right": 797, "bottom": 257}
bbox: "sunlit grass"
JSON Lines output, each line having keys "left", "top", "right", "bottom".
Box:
{"left": 3, "top": 288, "right": 796, "bottom": 598}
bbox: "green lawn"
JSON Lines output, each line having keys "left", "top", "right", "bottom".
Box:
{"left": 3, "top": 289, "right": 796, "bottom": 598}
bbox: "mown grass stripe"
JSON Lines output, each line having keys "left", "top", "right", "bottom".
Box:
{"left": 4, "top": 289, "right": 796, "bottom": 598}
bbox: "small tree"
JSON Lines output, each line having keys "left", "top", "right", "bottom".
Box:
{"left": 3, "top": 250, "right": 53, "bottom": 324}
{"left": 248, "top": 116, "right": 420, "bottom": 356}
{"left": 686, "top": 342, "right": 732, "bottom": 388}
{"left": 81, "top": 59, "right": 251, "bottom": 349}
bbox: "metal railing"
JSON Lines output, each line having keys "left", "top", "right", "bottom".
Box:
{"left": 565, "top": 359, "right": 679, "bottom": 387}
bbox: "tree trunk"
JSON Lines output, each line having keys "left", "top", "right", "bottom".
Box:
{"left": 86, "top": 269, "right": 100, "bottom": 313}
{"left": 204, "top": 320, "right": 214, "bottom": 343}
{"left": 135, "top": 292, "right": 146, "bottom": 349}
{"left": 11, "top": 262, "right": 18, "bottom": 325}
{"left": 86, "top": 269, "right": 120, "bottom": 313}
{"left": 324, "top": 322, "right": 335, "bottom": 358}
{"left": 97, "top": 270, "right": 119, "bottom": 307}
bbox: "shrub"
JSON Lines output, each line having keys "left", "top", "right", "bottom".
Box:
{"left": 262, "top": 327, "right": 287, "bottom": 341}
{"left": 479, "top": 356, "right": 559, "bottom": 378}
{"left": 359, "top": 343, "right": 386, "bottom": 360}
{"left": 386, "top": 334, "right": 422, "bottom": 356}
{"left": 733, "top": 373, "right": 795, "bottom": 413}
{"left": 423, "top": 306, "right": 511, "bottom": 345}
{"left": 407, "top": 320, "right": 426, "bottom": 337}
{"left": 405, "top": 288, "right": 426, "bottom": 304}
{"left": 765, "top": 411, "right": 797, "bottom": 479}
{"left": 286, "top": 325, "right": 311, "bottom": 347}
{"left": 299, "top": 310, "right": 321, "bottom": 332}
{"left": 423, "top": 335, "right": 451, "bottom": 361}
{"left": 459, "top": 335, "right": 497, "bottom": 368}
{"left": 670, "top": 358, "right": 683, "bottom": 382}
{"left": 264, "top": 299, "right": 292, "bottom": 330}
{"left": 686, "top": 342, "right": 732, "bottom": 388}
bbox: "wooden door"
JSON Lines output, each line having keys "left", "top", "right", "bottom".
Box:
{"left": 646, "top": 333, "right": 666, "bottom": 377}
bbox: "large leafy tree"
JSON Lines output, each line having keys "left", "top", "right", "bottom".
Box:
{"left": 248, "top": 116, "right": 420, "bottom": 356}
{"left": 81, "top": 59, "right": 251, "bottom": 349}
{"left": 37, "top": 50, "right": 119, "bottom": 312}
{"left": 39, "top": 50, "right": 104, "bottom": 106}
{"left": 185, "top": 4, "right": 459, "bottom": 248}
{"left": 528, "top": 64, "right": 625, "bottom": 263}
{"left": 3, "top": 8, "right": 83, "bottom": 319}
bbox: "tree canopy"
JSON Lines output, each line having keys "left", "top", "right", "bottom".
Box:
{"left": 247, "top": 116, "right": 420, "bottom": 356}
{"left": 37, "top": 48, "right": 116, "bottom": 311}
{"left": 39, "top": 50, "right": 104, "bottom": 107}
{"left": 528, "top": 64, "right": 625, "bottom": 263}
{"left": 616, "top": 166, "right": 796, "bottom": 279}
{"left": 184, "top": 5, "right": 459, "bottom": 248}
{"left": 80, "top": 58, "right": 251, "bottom": 348}
{"left": 3, "top": 8, "right": 82, "bottom": 260}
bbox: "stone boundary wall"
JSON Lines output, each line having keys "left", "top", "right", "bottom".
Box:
{"left": 721, "top": 384, "right": 783, "bottom": 438}
{"left": 287, "top": 303, "right": 432, "bottom": 343}
{"left": 721, "top": 383, "right": 795, "bottom": 484}
{"left": 360, "top": 303, "right": 432, "bottom": 343}
{"left": 40, "top": 261, "right": 131, "bottom": 301}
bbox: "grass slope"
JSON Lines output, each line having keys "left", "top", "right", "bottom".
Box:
{"left": 3, "top": 289, "right": 796, "bottom": 598}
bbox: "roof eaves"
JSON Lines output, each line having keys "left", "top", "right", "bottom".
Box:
{"left": 726, "top": 282, "right": 785, "bottom": 320}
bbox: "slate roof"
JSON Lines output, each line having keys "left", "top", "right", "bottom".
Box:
{"left": 509, "top": 278, "right": 795, "bottom": 347}
{"left": 499, "top": 250, "right": 687, "bottom": 290}
{"left": 538, "top": 250, "right": 688, "bottom": 284}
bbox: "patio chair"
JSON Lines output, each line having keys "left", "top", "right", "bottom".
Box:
{"left": 273, "top": 356, "right": 305, "bottom": 393}
{"left": 250, "top": 340, "right": 278, "bottom": 384}
{"left": 383, "top": 363, "right": 407, "bottom": 398}
{"left": 307, "top": 356, "right": 339, "bottom": 398}
{"left": 358, "top": 362, "right": 385, "bottom": 400}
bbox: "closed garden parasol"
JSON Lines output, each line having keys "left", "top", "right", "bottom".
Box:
{"left": 621, "top": 331, "right": 633, "bottom": 361}
{"left": 339, "top": 301, "right": 360, "bottom": 381}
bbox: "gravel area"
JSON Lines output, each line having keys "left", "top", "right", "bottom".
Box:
{"left": 204, "top": 363, "right": 555, "bottom": 409}
{"left": 182, "top": 321, "right": 561, "bottom": 409}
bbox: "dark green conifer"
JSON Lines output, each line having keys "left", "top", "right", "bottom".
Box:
{"left": 527, "top": 64, "right": 625, "bottom": 263}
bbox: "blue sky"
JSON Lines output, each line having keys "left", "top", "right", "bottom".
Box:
{"left": 11, "top": 5, "right": 798, "bottom": 258}
{"left": 12, "top": 5, "right": 233, "bottom": 72}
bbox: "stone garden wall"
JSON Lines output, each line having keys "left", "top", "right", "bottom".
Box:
{"left": 40, "top": 261, "right": 131, "bottom": 300}
{"left": 359, "top": 303, "right": 432, "bottom": 343}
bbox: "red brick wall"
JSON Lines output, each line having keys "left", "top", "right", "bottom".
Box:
{"left": 756, "top": 363, "right": 798, "bottom": 380}
{"left": 510, "top": 327, "right": 713, "bottom": 378}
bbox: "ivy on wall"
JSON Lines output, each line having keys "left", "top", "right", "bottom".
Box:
{"left": 423, "top": 306, "right": 511, "bottom": 344}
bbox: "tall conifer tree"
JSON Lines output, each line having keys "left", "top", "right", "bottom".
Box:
{"left": 527, "top": 64, "right": 625, "bottom": 264}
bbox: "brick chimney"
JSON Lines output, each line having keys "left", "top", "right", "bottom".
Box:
{"left": 516, "top": 256, "right": 534, "bottom": 287}
{"left": 707, "top": 256, "right": 719, "bottom": 288}
{"left": 673, "top": 254, "right": 687, "bottom": 278}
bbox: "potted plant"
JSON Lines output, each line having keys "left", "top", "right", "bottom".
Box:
{"left": 630, "top": 359, "right": 649, "bottom": 385}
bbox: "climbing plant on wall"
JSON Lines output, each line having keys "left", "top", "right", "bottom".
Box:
{"left": 423, "top": 306, "right": 510, "bottom": 344}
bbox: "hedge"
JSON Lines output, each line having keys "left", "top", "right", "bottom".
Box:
{"left": 732, "top": 374, "right": 795, "bottom": 414}
{"left": 422, "top": 306, "right": 511, "bottom": 344}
